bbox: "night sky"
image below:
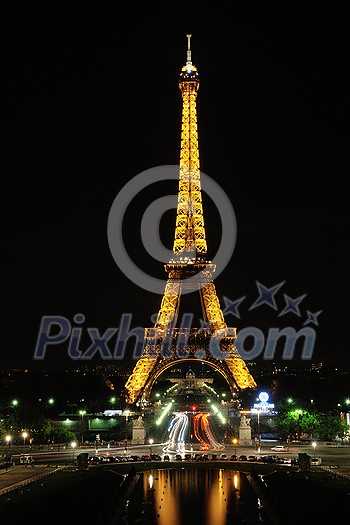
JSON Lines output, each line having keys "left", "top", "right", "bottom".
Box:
{"left": 6, "top": 3, "right": 349, "bottom": 371}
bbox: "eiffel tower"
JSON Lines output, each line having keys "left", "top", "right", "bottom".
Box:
{"left": 124, "top": 35, "right": 256, "bottom": 406}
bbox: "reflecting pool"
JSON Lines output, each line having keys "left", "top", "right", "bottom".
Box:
{"left": 119, "top": 468, "right": 269, "bottom": 524}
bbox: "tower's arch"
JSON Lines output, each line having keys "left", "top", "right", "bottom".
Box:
{"left": 137, "top": 357, "right": 239, "bottom": 407}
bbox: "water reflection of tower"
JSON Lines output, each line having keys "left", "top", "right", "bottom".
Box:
{"left": 145, "top": 472, "right": 157, "bottom": 523}
{"left": 229, "top": 471, "right": 241, "bottom": 521}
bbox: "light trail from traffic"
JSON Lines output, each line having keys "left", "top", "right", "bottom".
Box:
{"left": 194, "top": 414, "right": 210, "bottom": 450}
{"left": 201, "top": 413, "right": 224, "bottom": 450}
{"left": 161, "top": 408, "right": 225, "bottom": 453}
{"left": 163, "top": 412, "right": 189, "bottom": 453}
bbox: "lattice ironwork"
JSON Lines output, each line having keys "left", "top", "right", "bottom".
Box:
{"left": 124, "top": 36, "right": 257, "bottom": 405}
{"left": 173, "top": 45, "right": 206, "bottom": 256}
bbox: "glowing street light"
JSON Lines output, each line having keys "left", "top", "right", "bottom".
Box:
{"left": 71, "top": 441, "right": 77, "bottom": 463}
{"left": 11, "top": 399, "right": 19, "bottom": 407}
{"left": 4, "top": 435, "right": 12, "bottom": 466}
{"left": 110, "top": 396, "right": 116, "bottom": 404}
{"left": 312, "top": 441, "right": 317, "bottom": 460}
{"left": 79, "top": 409, "right": 86, "bottom": 443}
{"left": 149, "top": 438, "right": 154, "bottom": 455}
{"left": 232, "top": 437, "right": 238, "bottom": 456}
{"left": 123, "top": 410, "right": 130, "bottom": 453}
{"left": 5, "top": 435, "right": 11, "bottom": 450}
{"left": 22, "top": 431, "right": 28, "bottom": 447}
{"left": 48, "top": 398, "right": 54, "bottom": 405}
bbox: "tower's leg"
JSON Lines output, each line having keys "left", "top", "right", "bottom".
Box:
{"left": 199, "top": 280, "right": 227, "bottom": 331}
{"left": 124, "top": 274, "right": 182, "bottom": 404}
{"left": 225, "top": 357, "right": 257, "bottom": 389}
{"left": 124, "top": 355, "right": 158, "bottom": 404}
{"left": 155, "top": 276, "right": 181, "bottom": 330}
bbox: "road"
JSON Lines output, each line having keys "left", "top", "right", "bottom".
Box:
{"left": 7, "top": 441, "right": 350, "bottom": 467}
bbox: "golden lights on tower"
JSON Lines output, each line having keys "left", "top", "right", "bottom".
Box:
{"left": 124, "top": 36, "right": 256, "bottom": 405}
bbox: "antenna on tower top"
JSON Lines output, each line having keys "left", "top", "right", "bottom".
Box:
{"left": 186, "top": 34, "right": 192, "bottom": 64}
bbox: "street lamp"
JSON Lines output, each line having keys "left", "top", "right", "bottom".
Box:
{"left": 123, "top": 410, "right": 130, "bottom": 454}
{"left": 5, "top": 434, "right": 11, "bottom": 450}
{"left": 312, "top": 441, "right": 317, "bottom": 460}
{"left": 149, "top": 438, "right": 154, "bottom": 455}
{"left": 71, "top": 441, "right": 77, "bottom": 464}
{"left": 232, "top": 438, "right": 238, "bottom": 456}
{"left": 79, "top": 409, "right": 86, "bottom": 444}
{"left": 5, "top": 435, "right": 11, "bottom": 465}
{"left": 22, "top": 431, "right": 28, "bottom": 447}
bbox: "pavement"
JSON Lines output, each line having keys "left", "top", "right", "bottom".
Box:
{"left": 0, "top": 466, "right": 125, "bottom": 525}
{"left": 320, "top": 464, "right": 350, "bottom": 480}
{"left": 260, "top": 468, "right": 350, "bottom": 525}
{"left": 0, "top": 465, "right": 61, "bottom": 495}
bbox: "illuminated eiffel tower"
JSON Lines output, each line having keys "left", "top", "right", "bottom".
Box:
{"left": 124, "top": 35, "right": 256, "bottom": 405}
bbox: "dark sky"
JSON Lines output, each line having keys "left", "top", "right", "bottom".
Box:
{"left": 6, "top": 3, "right": 349, "bottom": 371}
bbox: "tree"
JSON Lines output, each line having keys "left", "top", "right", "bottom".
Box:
{"left": 0, "top": 419, "right": 6, "bottom": 440}
{"left": 38, "top": 421, "right": 76, "bottom": 444}
{"left": 276, "top": 401, "right": 320, "bottom": 440}
{"left": 52, "top": 423, "right": 76, "bottom": 444}
{"left": 5, "top": 402, "right": 47, "bottom": 439}
{"left": 318, "top": 414, "right": 350, "bottom": 441}
{"left": 40, "top": 420, "right": 53, "bottom": 442}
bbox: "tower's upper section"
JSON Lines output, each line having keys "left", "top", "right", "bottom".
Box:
{"left": 172, "top": 34, "right": 207, "bottom": 259}
{"left": 179, "top": 34, "right": 199, "bottom": 90}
